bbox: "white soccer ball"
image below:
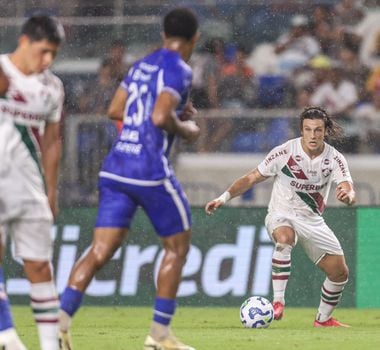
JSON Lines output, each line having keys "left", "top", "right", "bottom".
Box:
{"left": 240, "top": 296, "right": 274, "bottom": 329}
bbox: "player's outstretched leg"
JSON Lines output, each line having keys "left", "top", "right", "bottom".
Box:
{"left": 0, "top": 267, "right": 28, "bottom": 350}
{"left": 59, "top": 227, "right": 127, "bottom": 350}
{"left": 59, "top": 287, "right": 82, "bottom": 350}
{"left": 272, "top": 243, "right": 292, "bottom": 320}
{"left": 144, "top": 231, "right": 195, "bottom": 350}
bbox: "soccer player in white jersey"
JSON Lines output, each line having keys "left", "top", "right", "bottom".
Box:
{"left": 0, "top": 16, "right": 65, "bottom": 349}
{"left": 206, "top": 107, "right": 356, "bottom": 327}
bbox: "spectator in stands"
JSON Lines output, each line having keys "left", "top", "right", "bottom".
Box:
{"left": 190, "top": 37, "right": 222, "bottom": 109}
{"left": 311, "top": 5, "right": 337, "bottom": 57}
{"left": 338, "top": 44, "right": 369, "bottom": 101}
{"left": 310, "top": 60, "right": 359, "bottom": 152}
{"left": 274, "top": 14, "right": 320, "bottom": 75}
{"left": 361, "top": 30, "right": 380, "bottom": 69}
{"left": 106, "top": 39, "right": 129, "bottom": 83}
{"left": 354, "top": 87, "right": 380, "bottom": 152}
{"left": 218, "top": 43, "right": 256, "bottom": 108}
{"left": 194, "top": 38, "right": 233, "bottom": 153}
{"left": 334, "top": 0, "right": 364, "bottom": 29}
{"left": 78, "top": 59, "right": 118, "bottom": 114}
{"left": 310, "top": 60, "right": 358, "bottom": 116}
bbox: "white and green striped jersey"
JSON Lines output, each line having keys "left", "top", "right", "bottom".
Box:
{"left": 0, "top": 54, "right": 64, "bottom": 222}
{"left": 258, "top": 137, "right": 353, "bottom": 216}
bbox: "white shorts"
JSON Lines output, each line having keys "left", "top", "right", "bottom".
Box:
{"left": 265, "top": 211, "right": 343, "bottom": 264}
{"left": 0, "top": 219, "right": 53, "bottom": 261}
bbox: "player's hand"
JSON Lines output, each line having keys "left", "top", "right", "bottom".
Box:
{"left": 336, "top": 185, "right": 355, "bottom": 205}
{"left": 183, "top": 120, "right": 200, "bottom": 142}
{"left": 179, "top": 101, "right": 197, "bottom": 121}
{"left": 205, "top": 199, "right": 224, "bottom": 215}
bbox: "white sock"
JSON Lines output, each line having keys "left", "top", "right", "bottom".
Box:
{"left": 316, "top": 277, "right": 347, "bottom": 322}
{"left": 30, "top": 281, "right": 59, "bottom": 350}
{"left": 272, "top": 243, "right": 292, "bottom": 305}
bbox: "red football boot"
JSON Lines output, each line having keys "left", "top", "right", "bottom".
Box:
{"left": 313, "top": 317, "right": 350, "bottom": 328}
{"left": 273, "top": 302, "right": 285, "bottom": 320}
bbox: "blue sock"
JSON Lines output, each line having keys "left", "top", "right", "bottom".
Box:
{"left": 60, "top": 287, "right": 83, "bottom": 317}
{"left": 153, "top": 297, "right": 176, "bottom": 326}
{"left": 0, "top": 267, "right": 14, "bottom": 331}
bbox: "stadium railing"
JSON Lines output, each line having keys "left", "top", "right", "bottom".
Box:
{"left": 61, "top": 109, "right": 379, "bottom": 207}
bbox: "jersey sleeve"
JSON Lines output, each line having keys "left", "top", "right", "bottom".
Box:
{"left": 332, "top": 151, "right": 353, "bottom": 184}
{"left": 47, "top": 78, "right": 64, "bottom": 123}
{"left": 162, "top": 64, "right": 192, "bottom": 101}
{"left": 120, "top": 67, "right": 133, "bottom": 91}
{"left": 257, "top": 144, "right": 289, "bottom": 177}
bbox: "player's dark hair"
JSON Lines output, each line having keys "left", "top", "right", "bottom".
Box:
{"left": 21, "top": 16, "right": 65, "bottom": 45}
{"left": 300, "top": 106, "right": 343, "bottom": 141}
{"left": 163, "top": 8, "right": 198, "bottom": 41}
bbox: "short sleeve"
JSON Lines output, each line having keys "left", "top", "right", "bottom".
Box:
{"left": 257, "top": 144, "right": 289, "bottom": 177}
{"left": 332, "top": 151, "right": 353, "bottom": 184}
{"left": 47, "top": 78, "right": 64, "bottom": 124}
{"left": 162, "top": 63, "right": 192, "bottom": 101}
{"left": 120, "top": 67, "right": 133, "bottom": 91}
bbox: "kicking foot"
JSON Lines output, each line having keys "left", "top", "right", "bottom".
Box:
{"left": 273, "top": 301, "right": 285, "bottom": 320}
{"left": 313, "top": 317, "right": 350, "bottom": 328}
{"left": 144, "top": 331, "right": 195, "bottom": 350}
{"left": 59, "top": 330, "right": 73, "bottom": 350}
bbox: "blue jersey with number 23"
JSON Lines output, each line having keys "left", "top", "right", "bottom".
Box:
{"left": 100, "top": 48, "right": 192, "bottom": 183}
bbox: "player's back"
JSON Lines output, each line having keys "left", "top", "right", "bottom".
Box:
{"left": 101, "top": 48, "right": 192, "bottom": 183}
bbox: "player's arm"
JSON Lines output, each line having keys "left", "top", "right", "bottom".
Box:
{"left": 107, "top": 87, "right": 128, "bottom": 121}
{"left": 0, "top": 67, "right": 9, "bottom": 97}
{"left": 152, "top": 91, "right": 200, "bottom": 142}
{"left": 336, "top": 181, "right": 356, "bottom": 206}
{"left": 205, "top": 168, "right": 268, "bottom": 215}
{"left": 41, "top": 121, "right": 61, "bottom": 219}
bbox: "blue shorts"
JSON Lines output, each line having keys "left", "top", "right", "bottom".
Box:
{"left": 95, "top": 176, "right": 191, "bottom": 237}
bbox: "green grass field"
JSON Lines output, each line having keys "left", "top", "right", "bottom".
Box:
{"left": 13, "top": 306, "right": 380, "bottom": 350}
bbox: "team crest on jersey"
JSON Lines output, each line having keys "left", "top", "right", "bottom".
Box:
{"left": 322, "top": 168, "right": 332, "bottom": 177}
{"left": 281, "top": 156, "right": 308, "bottom": 180}
{"left": 11, "top": 90, "right": 27, "bottom": 103}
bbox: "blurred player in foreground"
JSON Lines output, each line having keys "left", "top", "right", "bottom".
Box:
{"left": 0, "top": 16, "right": 65, "bottom": 350}
{"left": 206, "top": 107, "right": 355, "bottom": 327}
{"left": 59, "top": 8, "right": 200, "bottom": 350}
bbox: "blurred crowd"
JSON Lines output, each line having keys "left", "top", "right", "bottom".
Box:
{"left": 53, "top": 0, "right": 380, "bottom": 154}
{"left": 189, "top": 0, "right": 380, "bottom": 153}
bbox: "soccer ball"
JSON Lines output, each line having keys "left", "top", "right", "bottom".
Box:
{"left": 240, "top": 296, "right": 274, "bottom": 329}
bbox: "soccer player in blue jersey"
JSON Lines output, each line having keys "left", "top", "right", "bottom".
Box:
{"left": 59, "top": 8, "right": 200, "bottom": 350}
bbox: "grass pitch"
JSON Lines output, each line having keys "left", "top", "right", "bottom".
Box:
{"left": 13, "top": 306, "right": 380, "bottom": 350}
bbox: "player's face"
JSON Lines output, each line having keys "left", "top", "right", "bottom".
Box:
{"left": 22, "top": 37, "right": 59, "bottom": 73}
{"left": 301, "top": 118, "right": 326, "bottom": 155}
